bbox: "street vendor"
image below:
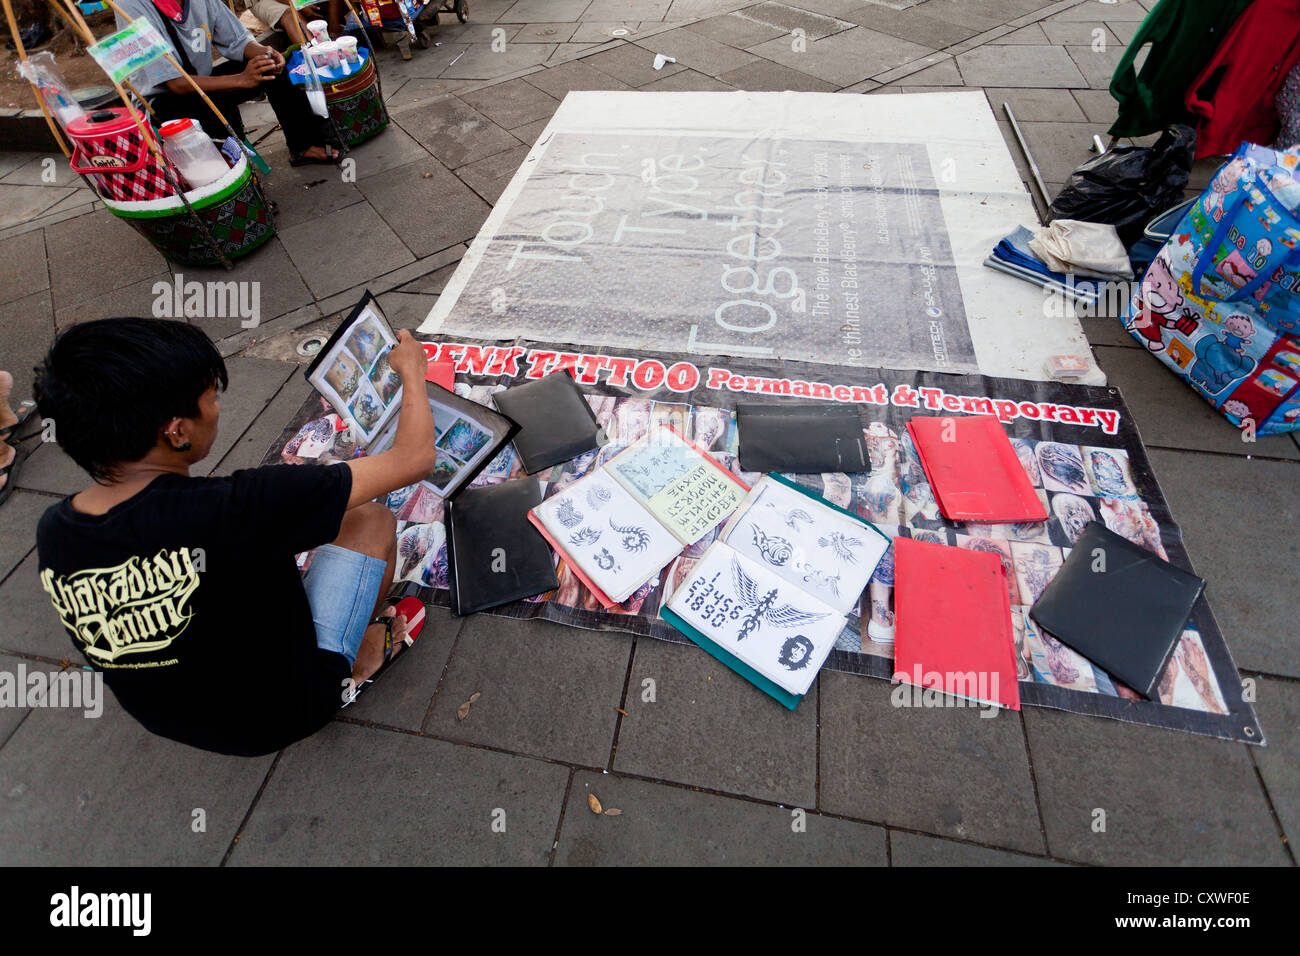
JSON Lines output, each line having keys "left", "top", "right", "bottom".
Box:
{"left": 115, "top": 0, "right": 342, "bottom": 165}
{"left": 32, "top": 318, "right": 437, "bottom": 755}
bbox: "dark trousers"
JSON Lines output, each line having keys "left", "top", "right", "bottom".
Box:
{"left": 150, "top": 60, "right": 329, "bottom": 154}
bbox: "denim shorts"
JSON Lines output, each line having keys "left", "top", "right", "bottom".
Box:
{"left": 302, "top": 544, "right": 387, "bottom": 665}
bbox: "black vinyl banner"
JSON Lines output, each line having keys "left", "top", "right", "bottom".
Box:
{"left": 267, "top": 337, "right": 1262, "bottom": 744}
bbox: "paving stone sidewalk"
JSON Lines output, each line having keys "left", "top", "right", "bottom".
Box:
{"left": 0, "top": 0, "right": 1296, "bottom": 866}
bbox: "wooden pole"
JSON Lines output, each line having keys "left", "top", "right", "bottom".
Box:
{"left": 2, "top": 0, "right": 72, "bottom": 157}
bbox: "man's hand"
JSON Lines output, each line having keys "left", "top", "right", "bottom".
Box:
{"left": 240, "top": 53, "right": 279, "bottom": 87}
{"left": 264, "top": 47, "right": 285, "bottom": 75}
{"left": 387, "top": 329, "right": 427, "bottom": 382}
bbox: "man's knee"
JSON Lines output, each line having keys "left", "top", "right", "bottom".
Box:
{"left": 334, "top": 502, "right": 396, "bottom": 560}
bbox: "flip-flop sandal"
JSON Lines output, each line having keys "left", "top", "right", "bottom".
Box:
{"left": 0, "top": 441, "right": 31, "bottom": 508}
{"left": 288, "top": 145, "right": 343, "bottom": 167}
{"left": 0, "top": 400, "right": 37, "bottom": 443}
{"left": 342, "top": 596, "right": 426, "bottom": 707}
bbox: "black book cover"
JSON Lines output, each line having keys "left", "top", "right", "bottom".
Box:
{"left": 1029, "top": 521, "right": 1205, "bottom": 699}
{"left": 492, "top": 371, "right": 604, "bottom": 474}
{"left": 737, "top": 403, "right": 870, "bottom": 474}
{"left": 444, "top": 478, "right": 559, "bottom": 616}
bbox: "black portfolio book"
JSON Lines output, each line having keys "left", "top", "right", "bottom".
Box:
{"left": 492, "top": 371, "right": 605, "bottom": 474}
{"left": 736, "top": 403, "right": 870, "bottom": 474}
{"left": 444, "top": 478, "right": 559, "bottom": 615}
{"left": 1029, "top": 521, "right": 1205, "bottom": 699}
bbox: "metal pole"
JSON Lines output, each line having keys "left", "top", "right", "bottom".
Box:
{"left": 1003, "top": 102, "right": 1052, "bottom": 220}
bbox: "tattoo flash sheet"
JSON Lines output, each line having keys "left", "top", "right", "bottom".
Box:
{"left": 667, "top": 546, "right": 845, "bottom": 697}
{"left": 533, "top": 468, "right": 681, "bottom": 604}
{"left": 720, "top": 478, "right": 888, "bottom": 615}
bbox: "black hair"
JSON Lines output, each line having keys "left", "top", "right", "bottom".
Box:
{"left": 33, "top": 318, "right": 228, "bottom": 484}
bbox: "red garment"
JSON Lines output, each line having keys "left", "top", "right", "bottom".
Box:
{"left": 151, "top": 0, "right": 184, "bottom": 21}
{"left": 1185, "top": 0, "right": 1300, "bottom": 158}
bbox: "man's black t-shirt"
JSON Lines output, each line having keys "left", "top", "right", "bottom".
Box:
{"left": 35, "top": 463, "right": 354, "bottom": 756}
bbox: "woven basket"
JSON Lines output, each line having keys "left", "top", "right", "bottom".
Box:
{"left": 325, "top": 54, "right": 388, "bottom": 147}
{"left": 101, "top": 154, "right": 276, "bottom": 266}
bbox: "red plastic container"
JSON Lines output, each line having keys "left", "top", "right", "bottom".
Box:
{"left": 67, "top": 108, "right": 177, "bottom": 202}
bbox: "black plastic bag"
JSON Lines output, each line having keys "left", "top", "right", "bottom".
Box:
{"left": 1048, "top": 124, "right": 1197, "bottom": 247}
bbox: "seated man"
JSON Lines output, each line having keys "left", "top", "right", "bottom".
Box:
{"left": 33, "top": 318, "right": 436, "bottom": 755}
{"left": 116, "top": 0, "right": 340, "bottom": 165}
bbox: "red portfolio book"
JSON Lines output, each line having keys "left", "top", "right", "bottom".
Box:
{"left": 906, "top": 415, "right": 1047, "bottom": 523}
{"left": 892, "top": 537, "right": 1021, "bottom": 711}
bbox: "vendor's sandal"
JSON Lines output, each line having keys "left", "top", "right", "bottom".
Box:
{"left": 0, "top": 400, "right": 37, "bottom": 444}
{"left": 342, "top": 596, "right": 427, "bottom": 708}
{"left": 288, "top": 144, "right": 343, "bottom": 167}
{"left": 0, "top": 441, "right": 31, "bottom": 508}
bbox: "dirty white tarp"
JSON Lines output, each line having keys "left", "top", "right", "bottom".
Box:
{"left": 420, "top": 90, "right": 1105, "bottom": 385}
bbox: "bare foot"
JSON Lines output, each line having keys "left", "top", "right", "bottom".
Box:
{"left": 0, "top": 371, "right": 16, "bottom": 432}
{"left": 300, "top": 145, "right": 338, "bottom": 162}
{"left": 350, "top": 607, "right": 410, "bottom": 685}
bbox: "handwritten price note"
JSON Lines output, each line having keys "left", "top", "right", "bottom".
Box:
{"left": 87, "top": 19, "right": 172, "bottom": 84}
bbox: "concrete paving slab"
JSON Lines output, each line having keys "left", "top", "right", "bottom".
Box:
{"left": 612, "top": 636, "right": 818, "bottom": 807}
{"left": 0, "top": 228, "right": 48, "bottom": 306}
{"left": 983, "top": 87, "right": 1086, "bottom": 122}
{"left": 1093, "top": 346, "right": 1300, "bottom": 460}
{"left": 889, "top": 829, "right": 1062, "bottom": 866}
{"left": 380, "top": 41, "right": 473, "bottom": 79}
{"left": 1041, "top": 21, "right": 1117, "bottom": 47}
{"left": 514, "top": 22, "right": 581, "bottom": 42}
{"left": 989, "top": 23, "right": 1049, "bottom": 44}
{"left": 44, "top": 209, "right": 169, "bottom": 312}
{"left": 1017, "top": 120, "right": 1107, "bottom": 186}
{"left": 0, "top": 553, "right": 68, "bottom": 659}
{"left": 684, "top": 11, "right": 786, "bottom": 48}
{"left": 397, "top": 96, "right": 523, "bottom": 168}
{"left": 1023, "top": 705, "right": 1289, "bottom": 865}
{"left": 358, "top": 158, "right": 492, "bottom": 256}
{"left": 635, "top": 26, "right": 762, "bottom": 77}
{"left": 0, "top": 155, "right": 83, "bottom": 188}
{"left": 899, "top": 58, "right": 963, "bottom": 86}
{"left": 0, "top": 289, "right": 55, "bottom": 408}
{"left": 257, "top": 170, "right": 365, "bottom": 233}
{"left": 571, "top": 21, "right": 645, "bottom": 42}
{"left": 511, "top": 117, "right": 554, "bottom": 144}
{"left": 956, "top": 43, "right": 1088, "bottom": 88}
{"left": 390, "top": 244, "right": 466, "bottom": 295}
{"left": 453, "top": 144, "right": 532, "bottom": 203}
{"left": 1065, "top": 43, "right": 1125, "bottom": 90}
{"left": 718, "top": 58, "right": 837, "bottom": 91}
{"left": 384, "top": 77, "right": 474, "bottom": 110}
{"left": 1071, "top": 87, "right": 1118, "bottom": 125}
{"left": 167, "top": 238, "right": 315, "bottom": 341}
{"left": 1079, "top": 309, "right": 1142, "bottom": 349}
{"left": 51, "top": 275, "right": 173, "bottom": 333}
{"left": 504, "top": 0, "right": 592, "bottom": 20}
{"left": 557, "top": 770, "right": 888, "bottom": 865}
{"left": 460, "top": 77, "right": 561, "bottom": 128}
{"left": 433, "top": 22, "right": 524, "bottom": 44}
{"left": 0, "top": 696, "right": 275, "bottom": 865}
{"left": 1146, "top": 449, "right": 1300, "bottom": 679}
{"left": 522, "top": 59, "right": 634, "bottom": 97}
{"left": 584, "top": 42, "right": 689, "bottom": 85}
{"left": 736, "top": 1, "right": 855, "bottom": 40}
{"left": 747, "top": 25, "right": 935, "bottom": 86}
{"left": 0, "top": 653, "right": 34, "bottom": 748}
{"left": 375, "top": 290, "right": 441, "bottom": 328}
{"left": 549, "top": 42, "right": 607, "bottom": 62}
{"left": 1251, "top": 677, "right": 1300, "bottom": 847}
{"left": 1050, "top": 0, "right": 1149, "bottom": 21}
{"left": 342, "top": 605, "right": 463, "bottom": 730}
{"left": 638, "top": 67, "right": 735, "bottom": 91}
{"left": 229, "top": 721, "right": 568, "bottom": 865}
{"left": 0, "top": 152, "right": 35, "bottom": 179}
{"left": 452, "top": 0, "right": 514, "bottom": 19}
{"left": 585, "top": 0, "right": 672, "bottom": 19}
{"left": 0, "top": 184, "right": 74, "bottom": 229}
{"left": 441, "top": 42, "right": 559, "bottom": 79}
{"left": 819, "top": 670, "right": 1045, "bottom": 853}
{"left": 0, "top": 491, "right": 48, "bottom": 582}
{"left": 13, "top": 441, "right": 84, "bottom": 499}
{"left": 838, "top": 6, "right": 984, "bottom": 49}
{"left": 280, "top": 201, "right": 415, "bottom": 297}
{"left": 667, "top": 0, "right": 752, "bottom": 18}
{"left": 425, "top": 614, "right": 630, "bottom": 766}
{"left": 895, "top": 0, "right": 1003, "bottom": 32}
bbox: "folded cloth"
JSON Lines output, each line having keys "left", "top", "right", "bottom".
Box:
{"left": 985, "top": 226, "right": 1107, "bottom": 306}
{"left": 1029, "top": 219, "right": 1134, "bottom": 279}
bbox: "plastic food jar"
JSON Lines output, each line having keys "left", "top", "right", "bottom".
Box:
{"left": 336, "top": 35, "right": 360, "bottom": 66}
{"left": 158, "top": 118, "right": 229, "bottom": 189}
{"left": 307, "top": 19, "right": 329, "bottom": 44}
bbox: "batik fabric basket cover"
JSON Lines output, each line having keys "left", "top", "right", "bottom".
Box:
{"left": 100, "top": 152, "right": 275, "bottom": 266}
{"left": 325, "top": 51, "right": 388, "bottom": 147}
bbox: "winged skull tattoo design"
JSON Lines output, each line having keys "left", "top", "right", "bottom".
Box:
{"left": 730, "top": 558, "right": 829, "bottom": 642}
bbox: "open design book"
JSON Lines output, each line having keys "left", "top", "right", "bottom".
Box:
{"left": 304, "top": 292, "right": 516, "bottom": 499}
{"left": 662, "top": 474, "right": 890, "bottom": 709}
{"left": 529, "top": 425, "right": 749, "bottom": 607}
